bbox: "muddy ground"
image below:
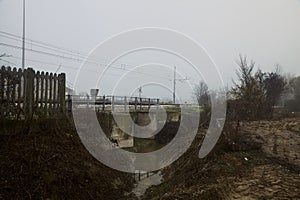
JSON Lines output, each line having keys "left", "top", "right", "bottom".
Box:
{"left": 0, "top": 118, "right": 135, "bottom": 200}
{"left": 1, "top": 118, "right": 299, "bottom": 199}
{"left": 142, "top": 118, "right": 300, "bottom": 199}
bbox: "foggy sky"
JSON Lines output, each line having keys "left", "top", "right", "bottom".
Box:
{"left": 1, "top": 0, "right": 300, "bottom": 102}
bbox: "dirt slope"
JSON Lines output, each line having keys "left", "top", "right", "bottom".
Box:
{"left": 142, "top": 118, "right": 300, "bottom": 199}
{"left": 0, "top": 119, "right": 134, "bottom": 200}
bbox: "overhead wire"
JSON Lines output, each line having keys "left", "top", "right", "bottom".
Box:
{"left": 0, "top": 30, "right": 138, "bottom": 67}
{"left": 1, "top": 42, "right": 173, "bottom": 81}
{"left": 0, "top": 31, "right": 196, "bottom": 99}
{"left": 0, "top": 31, "right": 174, "bottom": 78}
{"left": 0, "top": 30, "right": 182, "bottom": 88}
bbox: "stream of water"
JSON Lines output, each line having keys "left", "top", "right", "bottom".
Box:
{"left": 132, "top": 171, "right": 162, "bottom": 197}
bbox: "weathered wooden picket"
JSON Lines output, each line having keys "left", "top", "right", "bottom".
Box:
{"left": 0, "top": 66, "right": 66, "bottom": 120}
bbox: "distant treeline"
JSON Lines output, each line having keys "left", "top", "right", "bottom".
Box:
{"left": 193, "top": 55, "right": 300, "bottom": 121}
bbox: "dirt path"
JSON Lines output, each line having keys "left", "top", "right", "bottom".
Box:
{"left": 226, "top": 119, "right": 300, "bottom": 199}
{"left": 241, "top": 119, "right": 300, "bottom": 166}
{"left": 227, "top": 164, "right": 300, "bottom": 199}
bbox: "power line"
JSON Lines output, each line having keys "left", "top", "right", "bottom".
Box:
{"left": 0, "top": 33, "right": 88, "bottom": 59}
{"left": 4, "top": 53, "right": 172, "bottom": 82}
{"left": 0, "top": 30, "right": 88, "bottom": 58}
{"left": 0, "top": 30, "right": 131, "bottom": 66}
{"left": 0, "top": 31, "right": 186, "bottom": 99}
{"left": 0, "top": 30, "right": 175, "bottom": 76}
{"left": 0, "top": 58, "right": 18, "bottom": 67}
{"left": 4, "top": 56, "right": 157, "bottom": 87}
{"left": 0, "top": 42, "right": 89, "bottom": 62}
{"left": 8, "top": 56, "right": 79, "bottom": 70}
{"left": 0, "top": 33, "right": 174, "bottom": 81}
{"left": 1, "top": 42, "right": 165, "bottom": 78}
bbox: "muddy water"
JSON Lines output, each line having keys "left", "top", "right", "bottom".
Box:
{"left": 121, "top": 120, "right": 178, "bottom": 197}
{"left": 132, "top": 171, "right": 162, "bottom": 197}
{"left": 126, "top": 138, "right": 164, "bottom": 197}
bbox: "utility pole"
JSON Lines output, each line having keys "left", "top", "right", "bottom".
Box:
{"left": 22, "top": 0, "right": 25, "bottom": 71}
{"left": 138, "top": 87, "right": 142, "bottom": 98}
{"left": 173, "top": 66, "right": 188, "bottom": 104}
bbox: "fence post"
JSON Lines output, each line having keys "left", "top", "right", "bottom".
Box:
{"left": 44, "top": 72, "right": 49, "bottom": 116}
{"left": 0, "top": 66, "right": 4, "bottom": 102}
{"left": 17, "top": 68, "right": 22, "bottom": 116}
{"left": 58, "top": 73, "right": 66, "bottom": 114}
{"left": 53, "top": 73, "right": 57, "bottom": 110}
{"left": 40, "top": 72, "right": 44, "bottom": 113}
{"left": 35, "top": 71, "right": 40, "bottom": 114}
{"left": 49, "top": 73, "right": 53, "bottom": 114}
{"left": 24, "top": 68, "right": 35, "bottom": 120}
{"left": 5, "top": 67, "right": 11, "bottom": 105}
{"left": 11, "top": 68, "right": 18, "bottom": 116}
{"left": 0, "top": 66, "right": 4, "bottom": 119}
{"left": 66, "top": 94, "right": 72, "bottom": 117}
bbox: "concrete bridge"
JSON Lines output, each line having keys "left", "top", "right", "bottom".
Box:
{"left": 97, "top": 109, "right": 181, "bottom": 148}
{"left": 67, "top": 94, "right": 193, "bottom": 148}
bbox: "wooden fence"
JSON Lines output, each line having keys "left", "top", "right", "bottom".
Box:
{"left": 0, "top": 66, "right": 66, "bottom": 120}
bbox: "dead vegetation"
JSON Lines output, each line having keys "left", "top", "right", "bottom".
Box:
{"left": 142, "top": 118, "right": 300, "bottom": 199}
{"left": 0, "top": 118, "right": 135, "bottom": 200}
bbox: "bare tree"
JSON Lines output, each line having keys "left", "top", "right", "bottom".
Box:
{"left": 193, "top": 81, "right": 209, "bottom": 106}
{"left": 231, "top": 55, "right": 286, "bottom": 119}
